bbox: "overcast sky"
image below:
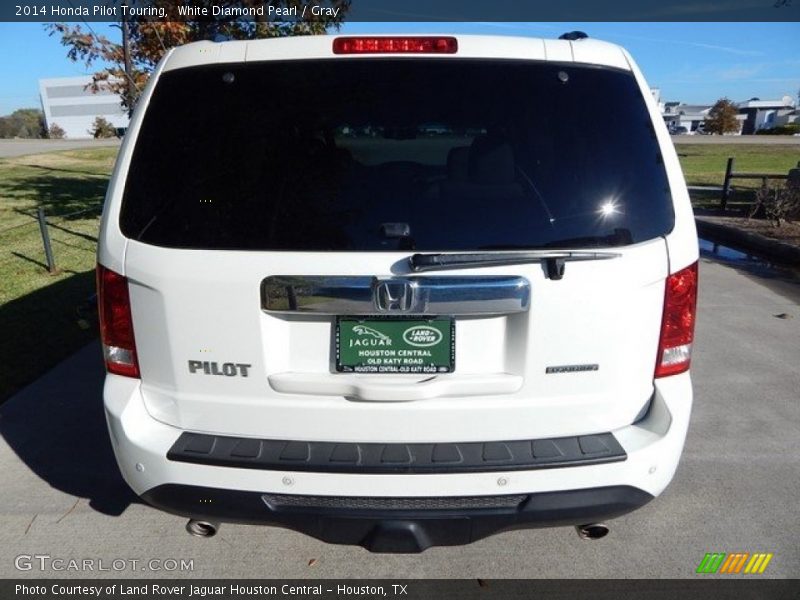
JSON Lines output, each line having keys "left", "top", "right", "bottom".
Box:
{"left": 0, "top": 21, "right": 797, "bottom": 115}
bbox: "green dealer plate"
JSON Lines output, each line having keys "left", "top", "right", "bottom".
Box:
{"left": 335, "top": 317, "right": 455, "bottom": 374}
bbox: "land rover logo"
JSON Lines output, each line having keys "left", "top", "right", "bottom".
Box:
{"left": 403, "top": 325, "right": 442, "bottom": 347}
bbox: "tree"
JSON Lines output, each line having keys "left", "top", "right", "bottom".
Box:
{"left": 48, "top": 123, "right": 66, "bottom": 139}
{"left": 705, "top": 98, "right": 740, "bottom": 135}
{"left": 90, "top": 116, "right": 117, "bottom": 139}
{"left": 47, "top": 1, "right": 349, "bottom": 112}
{"left": 0, "top": 108, "right": 46, "bottom": 138}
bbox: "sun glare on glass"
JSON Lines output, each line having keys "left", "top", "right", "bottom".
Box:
{"left": 599, "top": 201, "right": 619, "bottom": 217}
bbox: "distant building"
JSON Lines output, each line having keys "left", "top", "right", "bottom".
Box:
{"left": 661, "top": 101, "right": 747, "bottom": 135}
{"left": 39, "top": 76, "right": 129, "bottom": 139}
{"left": 737, "top": 96, "right": 797, "bottom": 134}
{"left": 650, "top": 88, "right": 665, "bottom": 114}
{"left": 662, "top": 103, "right": 709, "bottom": 133}
{"left": 773, "top": 110, "right": 799, "bottom": 128}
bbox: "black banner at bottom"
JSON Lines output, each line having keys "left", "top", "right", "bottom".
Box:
{"left": 3, "top": 579, "right": 799, "bottom": 600}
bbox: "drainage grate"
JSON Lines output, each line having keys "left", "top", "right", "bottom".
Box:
{"left": 262, "top": 493, "right": 527, "bottom": 512}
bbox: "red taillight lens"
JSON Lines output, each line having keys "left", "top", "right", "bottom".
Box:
{"left": 655, "top": 262, "right": 698, "bottom": 378}
{"left": 96, "top": 264, "right": 140, "bottom": 378}
{"left": 333, "top": 36, "right": 458, "bottom": 55}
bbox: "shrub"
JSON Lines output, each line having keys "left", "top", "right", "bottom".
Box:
{"left": 89, "top": 116, "right": 116, "bottom": 139}
{"left": 48, "top": 123, "right": 66, "bottom": 139}
{"left": 753, "top": 184, "right": 800, "bottom": 226}
{"left": 755, "top": 124, "right": 800, "bottom": 135}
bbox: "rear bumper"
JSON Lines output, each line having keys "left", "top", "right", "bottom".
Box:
{"left": 166, "top": 431, "right": 628, "bottom": 473}
{"left": 142, "top": 483, "right": 653, "bottom": 552}
{"left": 104, "top": 372, "right": 692, "bottom": 549}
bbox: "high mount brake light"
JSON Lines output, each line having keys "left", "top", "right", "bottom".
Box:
{"left": 333, "top": 37, "right": 458, "bottom": 55}
{"left": 97, "top": 264, "right": 140, "bottom": 378}
{"left": 655, "top": 262, "right": 698, "bottom": 378}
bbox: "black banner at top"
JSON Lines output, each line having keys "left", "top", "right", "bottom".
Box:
{"left": 3, "top": 0, "right": 800, "bottom": 22}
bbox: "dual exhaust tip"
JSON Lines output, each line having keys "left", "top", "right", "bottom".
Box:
{"left": 184, "top": 518, "right": 608, "bottom": 541}
{"left": 576, "top": 523, "right": 610, "bottom": 540}
{"left": 186, "top": 519, "right": 219, "bottom": 538}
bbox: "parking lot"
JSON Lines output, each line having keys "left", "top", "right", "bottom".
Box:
{"left": 0, "top": 255, "right": 797, "bottom": 579}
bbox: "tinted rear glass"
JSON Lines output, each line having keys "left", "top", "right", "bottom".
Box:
{"left": 120, "top": 59, "right": 673, "bottom": 251}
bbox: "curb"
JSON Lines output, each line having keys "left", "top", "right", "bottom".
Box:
{"left": 695, "top": 217, "right": 800, "bottom": 266}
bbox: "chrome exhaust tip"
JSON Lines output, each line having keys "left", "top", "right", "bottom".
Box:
{"left": 186, "top": 519, "right": 219, "bottom": 538}
{"left": 576, "top": 523, "right": 609, "bottom": 540}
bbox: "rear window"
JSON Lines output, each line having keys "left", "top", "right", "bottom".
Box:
{"left": 120, "top": 59, "right": 674, "bottom": 251}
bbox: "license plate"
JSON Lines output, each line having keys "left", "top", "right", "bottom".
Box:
{"left": 335, "top": 317, "right": 455, "bottom": 374}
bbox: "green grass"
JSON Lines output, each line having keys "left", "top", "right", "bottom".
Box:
{"left": 676, "top": 143, "right": 800, "bottom": 210}
{"left": 0, "top": 147, "right": 117, "bottom": 401}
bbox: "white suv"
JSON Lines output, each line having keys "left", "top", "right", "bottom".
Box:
{"left": 98, "top": 34, "right": 698, "bottom": 552}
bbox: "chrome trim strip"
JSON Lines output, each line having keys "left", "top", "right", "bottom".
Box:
{"left": 261, "top": 276, "right": 530, "bottom": 315}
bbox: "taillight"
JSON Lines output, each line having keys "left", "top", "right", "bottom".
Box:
{"left": 333, "top": 36, "right": 458, "bottom": 55}
{"left": 655, "top": 262, "right": 698, "bottom": 378}
{"left": 96, "top": 264, "right": 140, "bottom": 378}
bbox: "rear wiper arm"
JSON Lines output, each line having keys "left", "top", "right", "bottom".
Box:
{"left": 408, "top": 250, "right": 620, "bottom": 280}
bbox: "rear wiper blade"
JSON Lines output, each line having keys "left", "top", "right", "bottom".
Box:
{"left": 408, "top": 250, "right": 620, "bottom": 280}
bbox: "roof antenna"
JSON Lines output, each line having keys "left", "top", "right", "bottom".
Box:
{"left": 559, "top": 31, "right": 589, "bottom": 41}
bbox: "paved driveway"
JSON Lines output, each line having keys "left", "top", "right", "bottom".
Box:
{"left": 0, "top": 257, "right": 798, "bottom": 579}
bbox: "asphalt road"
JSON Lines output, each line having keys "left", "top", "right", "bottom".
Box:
{"left": 672, "top": 134, "right": 800, "bottom": 145}
{"left": 0, "top": 134, "right": 796, "bottom": 160}
{"left": 0, "top": 139, "right": 121, "bottom": 158}
{"left": 0, "top": 257, "right": 798, "bottom": 579}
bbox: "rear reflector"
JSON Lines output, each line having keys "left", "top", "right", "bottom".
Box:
{"left": 655, "top": 262, "right": 698, "bottom": 378}
{"left": 97, "top": 264, "right": 140, "bottom": 378}
{"left": 333, "top": 37, "right": 458, "bottom": 55}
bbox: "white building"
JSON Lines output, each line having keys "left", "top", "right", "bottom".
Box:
{"left": 39, "top": 76, "right": 129, "bottom": 139}
{"left": 650, "top": 88, "right": 664, "bottom": 114}
{"left": 737, "top": 96, "right": 797, "bottom": 134}
{"left": 662, "top": 103, "right": 710, "bottom": 133}
{"left": 661, "top": 102, "right": 746, "bottom": 135}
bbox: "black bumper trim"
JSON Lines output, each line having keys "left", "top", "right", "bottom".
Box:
{"left": 167, "top": 432, "right": 626, "bottom": 474}
{"left": 142, "top": 484, "right": 653, "bottom": 552}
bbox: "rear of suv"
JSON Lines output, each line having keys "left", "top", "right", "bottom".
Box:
{"left": 98, "top": 34, "right": 698, "bottom": 552}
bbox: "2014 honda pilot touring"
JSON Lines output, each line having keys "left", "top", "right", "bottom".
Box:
{"left": 98, "top": 34, "right": 698, "bottom": 552}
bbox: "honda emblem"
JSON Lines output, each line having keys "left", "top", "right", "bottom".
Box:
{"left": 375, "top": 280, "right": 414, "bottom": 312}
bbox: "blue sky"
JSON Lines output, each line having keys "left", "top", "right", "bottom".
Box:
{"left": 0, "top": 21, "right": 797, "bottom": 115}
